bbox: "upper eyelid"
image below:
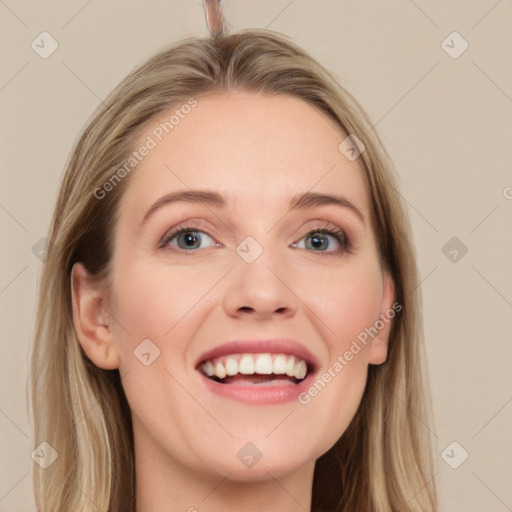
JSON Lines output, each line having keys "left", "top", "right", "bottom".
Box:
{"left": 154, "top": 205, "right": 360, "bottom": 232}
{"left": 162, "top": 219, "right": 344, "bottom": 235}
{"left": 160, "top": 221, "right": 219, "bottom": 245}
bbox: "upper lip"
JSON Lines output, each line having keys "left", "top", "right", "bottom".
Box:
{"left": 195, "top": 338, "right": 319, "bottom": 372}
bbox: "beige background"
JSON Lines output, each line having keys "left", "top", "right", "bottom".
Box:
{"left": 1, "top": 1, "right": 511, "bottom": 510}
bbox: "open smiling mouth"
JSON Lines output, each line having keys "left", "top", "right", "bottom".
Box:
{"left": 198, "top": 353, "right": 310, "bottom": 386}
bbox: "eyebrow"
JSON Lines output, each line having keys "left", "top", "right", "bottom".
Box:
{"left": 139, "top": 189, "right": 365, "bottom": 227}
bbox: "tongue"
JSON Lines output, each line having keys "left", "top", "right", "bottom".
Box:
{"left": 220, "top": 374, "right": 297, "bottom": 385}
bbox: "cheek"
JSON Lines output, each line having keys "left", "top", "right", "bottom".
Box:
{"left": 302, "top": 258, "right": 382, "bottom": 349}
{"left": 108, "top": 259, "right": 216, "bottom": 442}
{"left": 111, "top": 259, "right": 211, "bottom": 333}
{"left": 302, "top": 260, "right": 382, "bottom": 437}
{"left": 108, "top": 256, "right": 226, "bottom": 371}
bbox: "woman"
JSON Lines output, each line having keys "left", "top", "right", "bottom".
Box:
{"left": 29, "top": 29, "right": 439, "bottom": 511}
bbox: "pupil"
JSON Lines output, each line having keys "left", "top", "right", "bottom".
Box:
{"left": 309, "top": 232, "right": 327, "bottom": 250}
{"left": 183, "top": 232, "right": 198, "bottom": 247}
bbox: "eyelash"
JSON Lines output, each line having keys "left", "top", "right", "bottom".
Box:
{"left": 159, "top": 223, "right": 353, "bottom": 256}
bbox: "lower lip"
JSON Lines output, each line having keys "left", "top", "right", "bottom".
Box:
{"left": 198, "top": 372, "right": 314, "bottom": 404}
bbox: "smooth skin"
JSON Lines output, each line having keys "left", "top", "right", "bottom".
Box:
{"left": 71, "top": 91, "right": 395, "bottom": 512}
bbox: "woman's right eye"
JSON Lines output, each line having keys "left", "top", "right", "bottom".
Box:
{"left": 160, "top": 227, "right": 218, "bottom": 251}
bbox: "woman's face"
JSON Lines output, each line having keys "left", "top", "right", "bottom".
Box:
{"left": 93, "top": 91, "right": 395, "bottom": 480}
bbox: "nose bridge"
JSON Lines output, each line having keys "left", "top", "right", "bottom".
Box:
{"left": 223, "top": 232, "right": 298, "bottom": 316}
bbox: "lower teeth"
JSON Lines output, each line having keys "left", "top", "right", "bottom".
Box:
{"left": 228, "top": 379, "right": 297, "bottom": 387}
{"left": 210, "top": 375, "right": 302, "bottom": 386}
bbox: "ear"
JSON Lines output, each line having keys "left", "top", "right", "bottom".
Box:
{"left": 70, "top": 262, "right": 121, "bottom": 370}
{"left": 368, "top": 271, "right": 396, "bottom": 365}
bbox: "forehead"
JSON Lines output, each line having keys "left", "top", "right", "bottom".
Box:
{"left": 120, "top": 91, "right": 370, "bottom": 221}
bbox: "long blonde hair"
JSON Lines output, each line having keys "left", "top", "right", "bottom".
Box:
{"left": 29, "top": 29, "right": 438, "bottom": 511}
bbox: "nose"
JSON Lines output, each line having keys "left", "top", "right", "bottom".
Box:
{"left": 223, "top": 245, "right": 298, "bottom": 321}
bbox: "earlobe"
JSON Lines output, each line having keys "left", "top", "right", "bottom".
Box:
{"left": 368, "top": 271, "right": 396, "bottom": 365}
{"left": 70, "top": 262, "right": 121, "bottom": 370}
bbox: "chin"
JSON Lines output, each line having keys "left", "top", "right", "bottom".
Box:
{"left": 194, "top": 434, "right": 321, "bottom": 483}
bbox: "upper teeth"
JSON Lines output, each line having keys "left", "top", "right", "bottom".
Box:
{"left": 201, "top": 353, "right": 308, "bottom": 380}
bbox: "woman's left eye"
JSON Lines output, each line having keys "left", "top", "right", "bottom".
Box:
{"left": 293, "top": 228, "right": 350, "bottom": 254}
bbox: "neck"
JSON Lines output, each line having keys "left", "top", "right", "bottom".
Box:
{"left": 133, "top": 424, "right": 314, "bottom": 512}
